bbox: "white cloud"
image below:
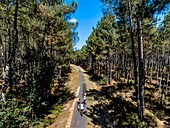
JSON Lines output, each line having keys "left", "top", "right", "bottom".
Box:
{"left": 70, "top": 18, "right": 77, "bottom": 23}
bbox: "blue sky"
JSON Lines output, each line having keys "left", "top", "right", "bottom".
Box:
{"left": 65, "top": 0, "right": 103, "bottom": 50}
{"left": 65, "top": 1, "right": 170, "bottom": 50}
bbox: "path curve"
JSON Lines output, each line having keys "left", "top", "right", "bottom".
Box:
{"left": 72, "top": 67, "right": 86, "bottom": 128}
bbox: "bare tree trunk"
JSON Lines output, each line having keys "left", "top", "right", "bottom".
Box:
{"left": 145, "top": 58, "right": 148, "bottom": 82}
{"left": 0, "top": 31, "right": 7, "bottom": 102}
{"left": 91, "top": 55, "right": 95, "bottom": 75}
{"left": 0, "top": 31, "right": 4, "bottom": 73}
{"left": 165, "top": 68, "right": 169, "bottom": 98}
{"left": 1, "top": 3, "right": 13, "bottom": 102}
{"left": 156, "top": 55, "right": 159, "bottom": 85}
{"left": 159, "top": 66, "right": 163, "bottom": 93}
{"left": 137, "top": 18, "right": 145, "bottom": 120}
{"left": 161, "top": 65, "right": 166, "bottom": 105}
{"left": 124, "top": 54, "right": 127, "bottom": 82}
{"left": 108, "top": 53, "right": 112, "bottom": 85}
{"left": 150, "top": 55, "right": 153, "bottom": 82}
{"left": 165, "top": 57, "right": 170, "bottom": 99}
{"left": 126, "top": 60, "right": 130, "bottom": 83}
{"left": 128, "top": 0, "right": 140, "bottom": 117}
{"left": 10, "top": 0, "right": 19, "bottom": 97}
{"left": 129, "top": 60, "right": 133, "bottom": 80}
{"left": 98, "top": 59, "right": 101, "bottom": 77}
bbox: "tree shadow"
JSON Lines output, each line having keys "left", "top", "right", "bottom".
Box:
{"left": 83, "top": 70, "right": 107, "bottom": 86}
{"left": 143, "top": 84, "right": 170, "bottom": 121}
{"left": 87, "top": 85, "right": 156, "bottom": 127}
{"left": 116, "top": 81, "right": 134, "bottom": 90}
{"left": 145, "top": 81, "right": 160, "bottom": 89}
{"left": 165, "top": 114, "right": 170, "bottom": 127}
{"left": 11, "top": 64, "right": 75, "bottom": 119}
{"left": 38, "top": 70, "right": 75, "bottom": 117}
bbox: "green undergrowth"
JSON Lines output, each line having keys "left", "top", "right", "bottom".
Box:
{"left": 36, "top": 85, "right": 75, "bottom": 127}
{"left": 0, "top": 101, "right": 38, "bottom": 128}
{"left": 0, "top": 64, "right": 74, "bottom": 128}
{"left": 51, "top": 105, "right": 63, "bottom": 117}
{"left": 39, "top": 105, "right": 63, "bottom": 127}
{"left": 96, "top": 76, "right": 107, "bottom": 85}
{"left": 37, "top": 67, "right": 75, "bottom": 127}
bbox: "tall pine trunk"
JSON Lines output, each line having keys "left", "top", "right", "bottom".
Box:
{"left": 165, "top": 57, "right": 169, "bottom": 99}
{"left": 1, "top": 3, "right": 13, "bottom": 102}
{"left": 137, "top": 18, "right": 145, "bottom": 120}
{"left": 91, "top": 55, "right": 95, "bottom": 75}
{"left": 150, "top": 55, "right": 153, "bottom": 82}
{"left": 108, "top": 52, "right": 112, "bottom": 85}
{"left": 0, "top": 32, "right": 3, "bottom": 72}
{"left": 10, "top": 0, "right": 19, "bottom": 97}
{"left": 128, "top": 0, "right": 140, "bottom": 117}
{"left": 156, "top": 55, "right": 159, "bottom": 85}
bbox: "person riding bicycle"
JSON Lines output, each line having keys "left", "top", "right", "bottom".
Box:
{"left": 77, "top": 98, "right": 81, "bottom": 110}
{"left": 83, "top": 93, "right": 86, "bottom": 104}
{"left": 80, "top": 102, "right": 84, "bottom": 116}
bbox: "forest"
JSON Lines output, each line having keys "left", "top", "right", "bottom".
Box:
{"left": 74, "top": 0, "right": 170, "bottom": 127}
{"left": 0, "top": 0, "right": 78, "bottom": 127}
{"left": 0, "top": 0, "right": 170, "bottom": 127}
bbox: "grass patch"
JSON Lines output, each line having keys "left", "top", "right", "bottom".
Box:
{"left": 39, "top": 117, "right": 53, "bottom": 128}
{"left": 51, "top": 105, "right": 63, "bottom": 117}
{"left": 39, "top": 105, "right": 63, "bottom": 127}
{"left": 96, "top": 76, "right": 107, "bottom": 85}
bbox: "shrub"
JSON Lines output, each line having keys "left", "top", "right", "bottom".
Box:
{"left": 0, "top": 103, "right": 38, "bottom": 128}
{"left": 51, "top": 105, "right": 63, "bottom": 117}
{"left": 122, "top": 112, "right": 146, "bottom": 128}
{"left": 97, "top": 76, "right": 107, "bottom": 85}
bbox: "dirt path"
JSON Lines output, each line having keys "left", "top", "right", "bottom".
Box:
{"left": 77, "top": 67, "right": 101, "bottom": 128}
{"left": 42, "top": 65, "right": 169, "bottom": 128}
{"left": 72, "top": 67, "right": 86, "bottom": 128}
{"left": 47, "top": 65, "right": 80, "bottom": 128}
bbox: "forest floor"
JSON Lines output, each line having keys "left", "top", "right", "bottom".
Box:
{"left": 72, "top": 66, "right": 86, "bottom": 128}
{"left": 39, "top": 65, "right": 80, "bottom": 128}
{"left": 0, "top": 80, "right": 2, "bottom": 87}
{"left": 80, "top": 69, "right": 170, "bottom": 127}
{"left": 30, "top": 66, "right": 170, "bottom": 128}
{"left": 0, "top": 66, "right": 169, "bottom": 127}
{"left": 85, "top": 77, "right": 170, "bottom": 128}
{"left": 43, "top": 65, "right": 100, "bottom": 128}
{"left": 76, "top": 66, "right": 100, "bottom": 128}
{"left": 0, "top": 65, "right": 83, "bottom": 128}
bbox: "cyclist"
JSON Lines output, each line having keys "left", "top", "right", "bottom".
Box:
{"left": 77, "top": 98, "right": 80, "bottom": 111}
{"left": 83, "top": 93, "right": 86, "bottom": 105}
{"left": 80, "top": 102, "right": 84, "bottom": 116}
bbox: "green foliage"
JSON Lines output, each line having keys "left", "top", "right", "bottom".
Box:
{"left": 0, "top": 102, "right": 38, "bottom": 127}
{"left": 38, "top": 105, "right": 63, "bottom": 127}
{"left": 156, "top": 110, "right": 165, "bottom": 119}
{"left": 76, "top": 0, "right": 170, "bottom": 124}
{"left": 96, "top": 76, "right": 107, "bottom": 85}
{"left": 40, "top": 118, "right": 53, "bottom": 128}
{"left": 51, "top": 105, "right": 63, "bottom": 117}
{"left": 74, "top": 45, "right": 89, "bottom": 69}
{"left": 123, "top": 112, "right": 146, "bottom": 127}
{"left": 0, "top": 0, "right": 78, "bottom": 127}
